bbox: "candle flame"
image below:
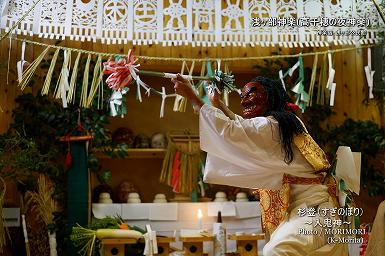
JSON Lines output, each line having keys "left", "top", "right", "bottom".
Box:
{"left": 197, "top": 209, "right": 203, "bottom": 219}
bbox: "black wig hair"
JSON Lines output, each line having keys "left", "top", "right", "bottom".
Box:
{"left": 251, "top": 76, "right": 306, "bottom": 164}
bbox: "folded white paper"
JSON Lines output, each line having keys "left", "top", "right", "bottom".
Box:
{"left": 92, "top": 204, "right": 121, "bottom": 219}
{"left": 149, "top": 203, "right": 178, "bottom": 221}
{"left": 207, "top": 202, "right": 236, "bottom": 217}
{"left": 122, "top": 203, "right": 149, "bottom": 220}
{"left": 335, "top": 146, "right": 361, "bottom": 194}
{"left": 235, "top": 202, "right": 260, "bottom": 219}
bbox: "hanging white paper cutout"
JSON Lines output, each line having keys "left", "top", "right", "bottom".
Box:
{"left": 1, "top": 0, "right": 380, "bottom": 46}
{"left": 160, "top": 87, "right": 167, "bottom": 118}
{"left": 102, "top": 0, "right": 130, "bottom": 44}
{"left": 16, "top": 41, "right": 28, "bottom": 82}
{"left": 110, "top": 88, "right": 129, "bottom": 117}
{"left": 159, "top": 87, "right": 177, "bottom": 118}
{"left": 163, "top": 0, "right": 188, "bottom": 44}
{"left": 288, "top": 61, "right": 300, "bottom": 77}
{"left": 192, "top": 0, "right": 215, "bottom": 46}
{"left": 364, "top": 47, "right": 375, "bottom": 99}
{"left": 279, "top": 70, "right": 286, "bottom": 91}
{"left": 326, "top": 52, "right": 336, "bottom": 106}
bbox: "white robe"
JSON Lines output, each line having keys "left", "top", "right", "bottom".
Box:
{"left": 199, "top": 104, "right": 348, "bottom": 256}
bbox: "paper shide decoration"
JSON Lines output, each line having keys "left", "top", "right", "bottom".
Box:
{"left": 364, "top": 47, "right": 375, "bottom": 99}
{"left": 279, "top": 54, "right": 309, "bottom": 112}
{"left": 326, "top": 52, "right": 337, "bottom": 106}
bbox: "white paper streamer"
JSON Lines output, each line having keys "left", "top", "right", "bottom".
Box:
{"left": 364, "top": 48, "right": 375, "bottom": 99}
{"left": 135, "top": 76, "right": 150, "bottom": 102}
{"left": 326, "top": 52, "right": 335, "bottom": 89}
{"left": 329, "top": 83, "right": 336, "bottom": 106}
{"left": 288, "top": 61, "right": 300, "bottom": 76}
{"left": 335, "top": 146, "right": 361, "bottom": 195}
{"left": 279, "top": 70, "right": 286, "bottom": 91}
{"left": 16, "top": 41, "right": 29, "bottom": 82}
{"left": 60, "top": 50, "right": 70, "bottom": 108}
{"left": 143, "top": 225, "right": 157, "bottom": 256}
{"left": 326, "top": 68, "right": 335, "bottom": 89}
{"left": 160, "top": 87, "right": 166, "bottom": 118}
{"left": 291, "top": 82, "right": 302, "bottom": 94}
{"left": 110, "top": 88, "right": 129, "bottom": 117}
{"left": 159, "top": 86, "right": 177, "bottom": 118}
{"left": 326, "top": 52, "right": 337, "bottom": 106}
{"left": 109, "top": 91, "right": 122, "bottom": 117}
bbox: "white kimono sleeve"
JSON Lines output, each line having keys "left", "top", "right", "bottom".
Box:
{"left": 199, "top": 104, "right": 314, "bottom": 190}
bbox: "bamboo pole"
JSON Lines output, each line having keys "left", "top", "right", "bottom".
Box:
{"left": 59, "top": 135, "right": 93, "bottom": 142}
{"left": 138, "top": 70, "right": 212, "bottom": 81}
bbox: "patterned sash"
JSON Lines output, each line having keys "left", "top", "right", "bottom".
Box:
{"left": 258, "top": 131, "right": 333, "bottom": 237}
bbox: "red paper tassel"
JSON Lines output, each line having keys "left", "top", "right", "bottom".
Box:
{"left": 171, "top": 151, "right": 181, "bottom": 193}
{"left": 65, "top": 150, "right": 72, "bottom": 170}
{"left": 285, "top": 102, "right": 300, "bottom": 112}
{"left": 64, "top": 140, "right": 72, "bottom": 169}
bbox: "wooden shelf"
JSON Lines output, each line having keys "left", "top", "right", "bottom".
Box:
{"left": 179, "top": 236, "right": 214, "bottom": 242}
{"left": 96, "top": 148, "right": 166, "bottom": 159}
{"left": 228, "top": 234, "right": 265, "bottom": 241}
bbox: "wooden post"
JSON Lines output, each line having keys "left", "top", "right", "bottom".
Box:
{"left": 228, "top": 234, "right": 265, "bottom": 256}
{"left": 179, "top": 236, "right": 214, "bottom": 256}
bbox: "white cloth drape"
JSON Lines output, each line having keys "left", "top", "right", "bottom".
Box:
{"left": 199, "top": 104, "right": 349, "bottom": 256}
{"left": 365, "top": 200, "right": 385, "bottom": 256}
{"left": 199, "top": 104, "right": 316, "bottom": 190}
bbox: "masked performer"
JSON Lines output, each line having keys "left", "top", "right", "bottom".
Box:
{"left": 171, "top": 74, "right": 348, "bottom": 256}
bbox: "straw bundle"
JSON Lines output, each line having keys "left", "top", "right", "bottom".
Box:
{"left": 25, "top": 174, "right": 57, "bottom": 226}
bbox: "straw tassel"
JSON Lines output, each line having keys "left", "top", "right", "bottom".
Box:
{"left": 97, "top": 59, "right": 103, "bottom": 109}
{"left": 160, "top": 140, "right": 176, "bottom": 185}
{"left": 86, "top": 55, "right": 103, "bottom": 108}
{"left": 42, "top": 48, "right": 60, "bottom": 95}
{"left": 160, "top": 135, "right": 201, "bottom": 194}
{"left": 317, "top": 54, "right": 328, "bottom": 105}
{"left": 80, "top": 54, "right": 91, "bottom": 107}
{"left": 308, "top": 54, "right": 318, "bottom": 107}
{"left": 19, "top": 46, "right": 50, "bottom": 90}
{"left": 67, "top": 52, "right": 81, "bottom": 104}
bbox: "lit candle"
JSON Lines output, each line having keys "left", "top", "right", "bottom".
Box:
{"left": 197, "top": 209, "right": 203, "bottom": 230}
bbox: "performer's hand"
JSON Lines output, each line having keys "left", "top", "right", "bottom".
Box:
{"left": 208, "top": 89, "right": 222, "bottom": 108}
{"left": 171, "top": 73, "right": 204, "bottom": 109}
{"left": 171, "top": 74, "right": 195, "bottom": 99}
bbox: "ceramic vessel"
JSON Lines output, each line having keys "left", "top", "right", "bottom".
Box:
{"left": 154, "top": 193, "right": 166, "bottom": 200}
{"left": 214, "top": 191, "right": 228, "bottom": 202}
{"left": 153, "top": 199, "right": 167, "bottom": 203}
{"left": 127, "top": 198, "right": 141, "bottom": 203}
{"left": 235, "top": 192, "right": 249, "bottom": 202}
{"left": 98, "top": 193, "right": 113, "bottom": 203}
{"left": 99, "top": 198, "right": 113, "bottom": 203}
{"left": 128, "top": 193, "right": 140, "bottom": 199}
